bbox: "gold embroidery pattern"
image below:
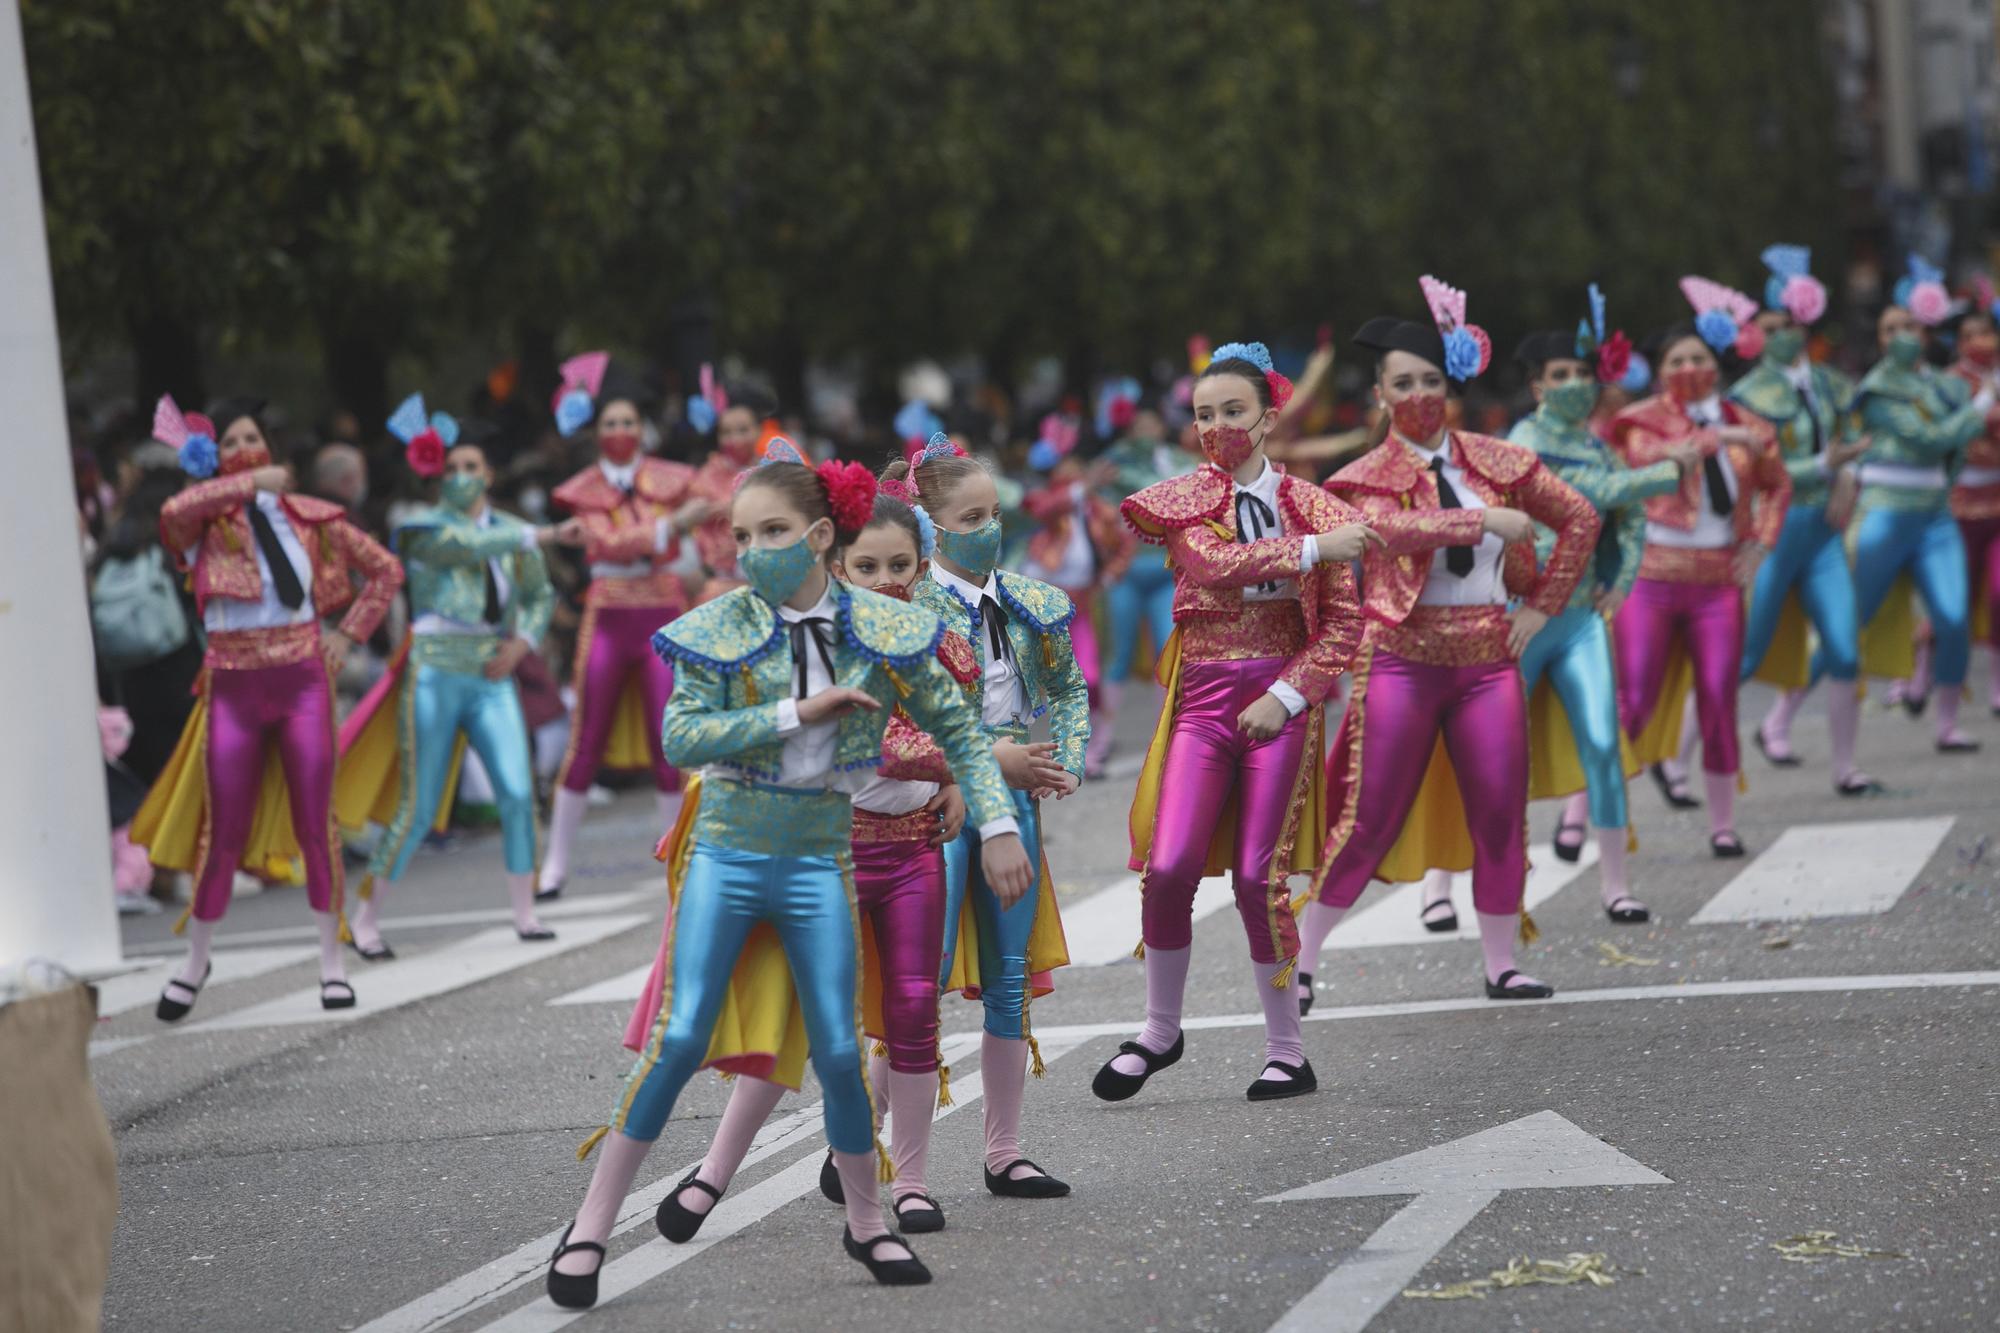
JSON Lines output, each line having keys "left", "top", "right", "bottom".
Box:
{"left": 1374, "top": 605, "right": 1513, "bottom": 667}
{"left": 1635, "top": 545, "right": 1738, "bottom": 586}
{"left": 852, "top": 806, "right": 940, "bottom": 845}
{"left": 205, "top": 622, "right": 321, "bottom": 671}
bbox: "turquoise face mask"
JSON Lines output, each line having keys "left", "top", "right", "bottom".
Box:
{"left": 935, "top": 517, "right": 1003, "bottom": 580}
{"left": 740, "top": 533, "right": 821, "bottom": 607}
{"left": 440, "top": 473, "right": 487, "bottom": 511}
{"left": 1541, "top": 380, "right": 1600, "bottom": 425}
{"left": 1763, "top": 327, "right": 1806, "bottom": 367}
{"left": 1887, "top": 332, "right": 1924, "bottom": 369}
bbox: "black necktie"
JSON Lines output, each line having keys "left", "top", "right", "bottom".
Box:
{"left": 247, "top": 501, "right": 307, "bottom": 609}
{"left": 788, "top": 617, "right": 837, "bottom": 700}
{"left": 978, "top": 594, "right": 1010, "bottom": 664}
{"left": 482, "top": 560, "right": 502, "bottom": 624}
{"left": 1428, "top": 457, "right": 1475, "bottom": 577}
{"left": 1702, "top": 453, "right": 1735, "bottom": 516}
{"left": 1235, "top": 490, "right": 1280, "bottom": 594}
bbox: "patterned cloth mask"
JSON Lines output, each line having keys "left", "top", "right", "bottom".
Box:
{"left": 1665, "top": 365, "right": 1720, "bottom": 404}
{"left": 740, "top": 533, "right": 822, "bottom": 607}
{"left": 1887, "top": 332, "right": 1924, "bottom": 369}
{"left": 935, "top": 517, "right": 1003, "bottom": 580}
{"left": 1763, "top": 327, "right": 1806, "bottom": 367}
{"left": 1390, "top": 393, "right": 1448, "bottom": 443}
{"left": 598, "top": 431, "right": 642, "bottom": 465}
{"left": 440, "top": 473, "right": 487, "bottom": 511}
{"left": 1199, "top": 424, "right": 1259, "bottom": 471}
{"left": 1541, "top": 380, "right": 1600, "bottom": 425}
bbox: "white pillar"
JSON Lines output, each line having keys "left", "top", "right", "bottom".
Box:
{"left": 0, "top": 0, "right": 124, "bottom": 975}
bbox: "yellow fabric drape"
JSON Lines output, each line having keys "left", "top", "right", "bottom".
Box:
{"left": 129, "top": 678, "right": 301, "bottom": 882}
{"left": 1858, "top": 574, "right": 1921, "bottom": 681}
{"left": 331, "top": 662, "right": 463, "bottom": 838}
{"left": 604, "top": 679, "right": 655, "bottom": 770}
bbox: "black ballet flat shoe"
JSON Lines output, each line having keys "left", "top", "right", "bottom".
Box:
{"left": 1835, "top": 773, "right": 1883, "bottom": 797}
{"left": 1246, "top": 1057, "right": 1318, "bottom": 1102}
{"left": 656, "top": 1169, "right": 723, "bottom": 1243}
{"left": 155, "top": 961, "right": 212, "bottom": 1024}
{"left": 983, "top": 1158, "right": 1071, "bottom": 1199}
{"left": 534, "top": 881, "right": 564, "bottom": 902}
{"left": 1710, "top": 831, "right": 1747, "bottom": 859}
{"left": 546, "top": 1223, "right": 605, "bottom": 1310}
{"left": 1484, "top": 969, "right": 1555, "bottom": 1000}
{"left": 1937, "top": 735, "right": 1982, "bottom": 754}
{"left": 843, "top": 1227, "right": 931, "bottom": 1286}
{"left": 1090, "top": 1031, "right": 1184, "bottom": 1102}
{"left": 1419, "top": 898, "right": 1459, "bottom": 934}
{"left": 1296, "top": 972, "right": 1314, "bottom": 1017}
{"left": 1648, "top": 763, "right": 1702, "bottom": 810}
{"left": 516, "top": 924, "right": 557, "bottom": 942}
{"left": 1604, "top": 896, "right": 1651, "bottom": 925}
{"left": 1754, "top": 728, "right": 1803, "bottom": 768}
{"left": 320, "top": 979, "right": 357, "bottom": 1011}
{"left": 818, "top": 1149, "right": 844, "bottom": 1205}
{"left": 892, "top": 1193, "right": 946, "bottom": 1234}
{"left": 1551, "top": 821, "right": 1587, "bottom": 863}
{"left": 1903, "top": 691, "right": 1931, "bottom": 718}
{"left": 350, "top": 938, "right": 395, "bottom": 962}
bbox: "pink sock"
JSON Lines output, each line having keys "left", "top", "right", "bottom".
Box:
{"left": 1251, "top": 959, "right": 1305, "bottom": 1079}
{"left": 1762, "top": 687, "right": 1805, "bottom": 751}
{"left": 1420, "top": 868, "right": 1454, "bottom": 908}
{"left": 1476, "top": 910, "right": 1541, "bottom": 988}
{"left": 832, "top": 1148, "right": 910, "bottom": 1257}
{"left": 1677, "top": 696, "right": 1701, "bottom": 771}
{"left": 538, "top": 786, "right": 587, "bottom": 891}
{"left": 870, "top": 1048, "right": 891, "bottom": 1133}
{"left": 315, "top": 910, "right": 347, "bottom": 985}
{"left": 1297, "top": 899, "right": 1348, "bottom": 972}
{"left": 1560, "top": 791, "right": 1590, "bottom": 836}
{"left": 981, "top": 1033, "right": 1036, "bottom": 1178}
{"left": 175, "top": 919, "right": 216, "bottom": 990}
{"left": 884, "top": 1069, "right": 938, "bottom": 1201}
{"left": 1109, "top": 943, "right": 1189, "bottom": 1075}
{"left": 508, "top": 872, "right": 547, "bottom": 935}
{"left": 1597, "top": 828, "right": 1634, "bottom": 908}
{"left": 353, "top": 889, "right": 385, "bottom": 952}
{"left": 686, "top": 1075, "right": 785, "bottom": 1214}
{"left": 1937, "top": 689, "right": 1969, "bottom": 744}
{"left": 1827, "top": 684, "right": 1863, "bottom": 781}
{"left": 557, "top": 1129, "right": 652, "bottom": 1274}
{"left": 1704, "top": 770, "right": 1736, "bottom": 839}
{"left": 1911, "top": 641, "right": 1933, "bottom": 696}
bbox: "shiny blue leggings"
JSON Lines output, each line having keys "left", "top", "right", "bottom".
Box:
{"left": 1816, "top": 504, "right": 1970, "bottom": 688}
{"left": 940, "top": 786, "right": 1042, "bottom": 1040}
{"left": 1105, "top": 548, "right": 1176, "bottom": 681}
{"left": 374, "top": 662, "right": 537, "bottom": 881}
{"left": 616, "top": 843, "right": 872, "bottom": 1152}
{"left": 1742, "top": 505, "right": 1860, "bottom": 684}
{"left": 1518, "top": 606, "right": 1627, "bottom": 831}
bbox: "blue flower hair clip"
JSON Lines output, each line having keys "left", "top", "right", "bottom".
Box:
{"left": 910, "top": 504, "right": 937, "bottom": 559}
{"left": 1207, "top": 341, "right": 1274, "bottom": 372}
{"left": 554, "top": 389, "right": 594, "bottom": 438}
{"left": 179, "top": 434, "right": 219, "bottom": 479}
{"left": 1620, "top": 351, "right": 1653, "bottom": 395}
{"left": 686, "top": 396, "right": 717, "bottom": 434}
{"left": 153, "top": 395, "right": 218, "bottom": 478}
{"left": 1694, "top": 309, "right": 1739, "bottom": 354}
{"left": 895, "top": 400, "right": 945, "bottom": 444}
{"left": 386, "top": 392, "right": 460, "bottom": 448}
{"left": 760, "top": 436, "right": 805, "bottom": 466}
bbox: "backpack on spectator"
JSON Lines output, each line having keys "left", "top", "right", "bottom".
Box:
{"left": 90, "top": 546, "right": 191, "bottom": 670}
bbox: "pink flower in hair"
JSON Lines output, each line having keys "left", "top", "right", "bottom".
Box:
{"left": 817, "top": 459, "right": 878, "bottom": 531}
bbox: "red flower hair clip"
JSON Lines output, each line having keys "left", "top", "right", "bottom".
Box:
{"left": 817, "top": 458, "right": 879, "bottom": 531}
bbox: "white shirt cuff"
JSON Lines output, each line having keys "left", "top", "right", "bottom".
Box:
{"left": 978, "top": 816, "right": 1021, "bottom": 841}
{"left": 1299, "top": 536, "right": 1318, "bottom": 571}
{"left": 519, "top": 527, "right": 541, "bottom": 551}
{"left": 513, "top": 629, "right": 537, "bottom": 647}
{"left": 1973, "top": 387, "right": 1997, "bottom": 415}
{"left": 1267, "top": 681, "right": 1307, "bottom": 717}
{"left": 654, "top": 517, "right": 673, "bottom": 555}
{"left": 775, "top": 698, "right": 802, "bottom": 733}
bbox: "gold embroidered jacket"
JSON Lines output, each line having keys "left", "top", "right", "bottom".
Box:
{"left": 1609, "top": 395, "right": 1789, "bottom": 579}
{"left": 552, "top": 458, "right": 698, "bottom": 608}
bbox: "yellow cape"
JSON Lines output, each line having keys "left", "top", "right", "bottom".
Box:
{"left": 1749, "top": 592, "right": 1815, "bottom": 691}
{"left": 605, "top": 678, "right": 655, "bottom": 770}
{"left": 331, "top": 643, "right": 465, "bottom": 844}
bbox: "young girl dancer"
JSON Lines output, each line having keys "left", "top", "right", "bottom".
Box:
{"left": 893, "top": 434, "right": 1086, "bottom": 1198}
{"left": 1947, "top": 282, "right": 2000, "bottom": 713}
{"left": 1092, "top": 342, "right": 1367, "bottom": 1102}
{"left": 1099, "top": 405, "right": 1194, "bottom": 714}
{"left": 546, "top": 448, "right": 1026, "bottom": 1305}
{"left": 1296, "top": 280, "right": 1600, "bottom": 1002}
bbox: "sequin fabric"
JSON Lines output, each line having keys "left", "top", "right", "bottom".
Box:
{"left": 552, "top": 458, "right": 699, "bottom": 608}
{"left": 1372, "top": 605, "right": 1514, "bottom": 666}
{"left": 205, "top": 622, "right": 322, "bottom": 671}
{"left": 1609, "top": 395, "right": 1790, "bottom": 546}
{"left": 852, "top": 806, "right": 940, "bottom": 845}
{"left": 694, "top": 777, "right": 853, "bottom": 859}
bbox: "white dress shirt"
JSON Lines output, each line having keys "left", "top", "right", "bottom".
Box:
{"left": 1026, "top": 487, "right": 1097, "bottom": 589}
{"left": 1647, "top": 396, "right": 1738, "bottom": 550}
{"left": 1401, "top": 436, "right": 1507, "bottom": 607}
{"left": 195, "top": 491, "right": 317, "bottom": 633}
{"left": 930, "top": 564, "right": 1031, "bottom": 728}
{"left": 412, "top": 507, "right": 538, "bottom": 641}
{"left": 1221, "top": 460, "right": 1317, "bottom": 717}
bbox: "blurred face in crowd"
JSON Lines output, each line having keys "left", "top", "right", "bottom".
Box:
{"left": 1961, "top": 313, "right": 2000, "bottom": 368}
{"left": 1659, "top": 336, "right": 1716, "bottom": 379}
{"left": 1876, "top": 305, "right": 1921, "bottom": 356}
{"left": 440, "top": 444, "right": 491, "bottom": 513}
{"left": 596, "top": 399, "right": 643, "bottom": 465}
{"left": 1128, "top": 407, "right": 1166, "bottom": 443}
{"left": 718, "top": 405, "right": 761, "bottom": 462}
{"left": 1531, "top": 356, "right": 1593, "bottom": 402}
{"left": 312, "top": 442, "right": 367, "bottom": 508}
{"left": 217, "top": 414, "right": 273, "bottom": 474}
{"left": 835, "top": 523, "right": 924, "bottom": 593}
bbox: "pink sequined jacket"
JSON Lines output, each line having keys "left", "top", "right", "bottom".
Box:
{"left": 551, "top": 458, "right": 699, "bottom": 608}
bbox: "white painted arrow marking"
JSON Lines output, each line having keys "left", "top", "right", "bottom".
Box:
{"left": 1261, "top": 1111, "right": 1668, "bottom": 1333}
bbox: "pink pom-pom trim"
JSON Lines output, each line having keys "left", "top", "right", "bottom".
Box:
{"left": 1782, "top": 274, "right": 1827, "bottom": 325}
{"left": 818, "top": 459, "right": 879, "bottom": 532}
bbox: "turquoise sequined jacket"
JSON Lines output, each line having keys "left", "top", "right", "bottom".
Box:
{"left": 393, "top": 505, "right": 554, "bottom": 645}
{"left": 1098, "top": 437, "right": 1195, "bottom": 503}
{"left": 1728, "top": 359, "right": 1857, "bottom": 509}
{"left": 912, "top": 570, "right": 1091, "bottom": 777}
{"left": 652, "top": 583, "right": 1013, "bottom": 829}
{"left": 1508, "top": 410, "right": 1681, "bottom": 612}
{"left": 1853, "top": 359, "right": 1990, "bottom": 515}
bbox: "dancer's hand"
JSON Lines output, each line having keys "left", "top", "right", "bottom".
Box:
{"left": 981, "top": 833, "right": 1035, "bottom": 906}
{"left": 1826, "top": 466, "right": 1859, "bottom": 531}
{"left": 1664, "top": 441, "right": 1704, "bottom": 476}
{"left": 484, "top": 638, "right": 530, "bottom": 681}
{"left": 796, "top": 686, "right": 880, "bottom": 725}
{"left": 672, "top": 498, "right": 715, "bottom": 533}
{"left": 1732, "top": 541, "right": 1769, "bottom": 591}
{"left": 251, "top": 464, "right": 292, "bottom": 494}
{"left": 322, "top": 630, "right": 353, "bottom": 677}
{"left": 1046, "top": 769, "right": 1082, "bottom": 800}
{"left": 539, "top": 518, "right": 587, "bottom": 546}
{"left": 1717, "top": 425, "right": 1761, "bottom": 449}
{"left": 995, "top": 739, "right": 1067, "bottom": 791}
{"left": 1506, "top": 606, "right": 1549, "bottom": 657}
{"left": 1236, "top": 692, "right": 1291, "bottom": 741}
{"left": 1826, "top": 434, "right": 1871, "bottom": 470}
{"left": 1593, "top": 586, "right": 1626, "bottom": 621}
{"left": 1314, "top": 524, "right": 1385, "bottom": 563}
{"left": 925, "top": 785, "right": 967, "bottom": 845}
{"left": 1481, "top": 508, "right": 1534, "bottom": 544}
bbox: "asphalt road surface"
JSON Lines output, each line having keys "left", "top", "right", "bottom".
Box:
{"left": 94, "top": 677, "right": 2000, "bottom": 1332}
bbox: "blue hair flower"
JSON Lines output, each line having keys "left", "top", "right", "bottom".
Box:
{"left": 895, "top": 400, "right": 944, "bottom": 443}
{"left": 1694, "top": 309, "right": 1738, "bottom": 354}
{"left": 1208, "top": 341, "right": 1274, "bottom": 372}
{"left": 1761, "top": 244, "right": 1811, "bottom": 279}
{"left": 1574, "top": 317, "right": 1595, "bottom": 359}
{"left": 910, "top": 504, "right": 937, "bottom": 559}
{"left": 1763, "top": 274, "right": 1791, "bottom": 311}
{"left": 555, "top": 387, "right": 594, "bottom": 438}
{"left": 387, "top": 392, "right": 429, "bottom": 444}
{"left": 1620, "top": 352, "right": 1653, "bottom": 395}
{"left": 1441, "top": 327, "right": 1481, "bottom": 381}
{"left": 686, "top": 396, "right": 716, "bottom": 434}
{"left": 431, "top": 412, "right": 459, "bottom": 447}
{"left": 178, "top": 432, "right": 219, "bottom": 479}
{"left": 1027, "top": 439, "right": 1061, "bottom": 472}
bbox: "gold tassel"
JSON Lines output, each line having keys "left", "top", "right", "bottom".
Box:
{"left": 172, "top": 905, "right": 192, "bottom": 936}
{"left": 876, "top": 1141, "right": 897, "bottom": 1183}
{"left": 717, "top": 1070, "right": 736, "bottom": 1083}
{"left": 1042, "top": 634, "right": 1058, "bottom": 670}
{"left": 576, "top": 1125, "right": 609, "bottom": 1161}
{"left": 338, "top": 912, "right": 354, "bottom": 944}
{"left": 1203, "top": 518, "right": 1233, "bottom": 539}
{"left": 1518, "top": 908, "right": 1540, "bottom": 945}
{"left": 1626, "top": 824, "right": 1639, "bottom": 853}
{"left": 1026, "top": 1032, "right": 1047, "bottom": 1079}
{"left": 872, "top": 1039, "right": 889, "bottom": 1059}
{"left": 1131, "top": 938, "right": 1146, "bottom": 960}
{"left": 936, "top": 1064, "right": 954, "bottom": 1108}
{"left": 1270, "top": 956, "right": 1296, "bottom": 991}
{"left": 356, "top": 873, "right": 375, "bottom": 903}
{"left": 1737, "top": 769, "right": 1748, "bottom": 794}
{"left": 885, "top": 666, "right": 913, "bottom": 699}
{"left": 741, "top": 665, "right": 759, "bottom": 705}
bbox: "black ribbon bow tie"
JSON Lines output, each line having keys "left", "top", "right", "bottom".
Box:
{"left": 1234, "top": 490, "right": 1280, "bottom": 594}
{"left": 482, "top": 560, "right": 503, "bottom": 624}
{"left": 1428, "top": 456, "right": 1476, "bottom": 577}
{"left": 247, "top": 501, "right": 307, "bottom": 609}
{"left": 788, "top": 617, "right": 838, "bottom": 700}
{"left": 978, "top": 593, "right": 1011, "bottom": 663}
{"left": 1702, "top": 452, "right": 1735, "bottom": 517}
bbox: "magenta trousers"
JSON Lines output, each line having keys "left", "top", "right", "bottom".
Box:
{"left": 558, "top": 603, "right": 678, "bottom": 793}
{"left": 853, "top": 831, "right": 945, "bottom": 1072}
{"left": 1141, "top": 657, "right": 1307, "bottom": 964}
{"left": 1317, "top": 652, "right": 1526, "bottom": 915}
{"left": 1614, "top": 577, "right": 1743, "bottom": 775}
{"left": 1960, "top": 516, "right": 2000, "bottom": 652}
{"left": 193, "top": 658, "right": 338, "bottom": 922}
{"left": 1059, "top": 585, "right": 1103, "bottom": 700}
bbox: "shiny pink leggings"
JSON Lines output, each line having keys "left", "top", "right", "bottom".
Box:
{"left": 1613, "top": 577, "right": 1743, "bottom": 775}
{"left": 852, "top": 835, "right": 945, "bottom": 1073}
{"left": 559, "top": 604, "right": 678, "bottom": 793}
{"left": 1060, "top": 586, "right": 1102, "bottom": 702}
{"left": 193, "top": 658, "right": 338, "bottom": 922}
{"left": 1140, "top": 657, "right": 1307, "bottom": 964}
{"left": 1316, "top": 652, "right": 1526, "bottom": 915}
{"left": 1960, "top": 516, "right": 2000, "bottom": 653}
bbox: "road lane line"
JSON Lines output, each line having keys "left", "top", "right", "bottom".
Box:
{"left": 547, "top": 962, "right": 654, "bottom": 1008}
{"left": 1690, "top": 815, "right": 1956, "bottom": 924}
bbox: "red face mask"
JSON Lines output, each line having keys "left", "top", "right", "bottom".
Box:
{"left": 219, "top": 442, "right": 272, "bottom": 476}
{"left": 1664, "top": 365, "right": 1720, "bottom": 405}
{"left": 1389, "top": 393, "right": 1448, "bottom": 444}
{"left": 1198, "top": 424, "right": 1259, "bottom": 470}
{"left": 869, "top": 580, "right": 912, "bottom": 602}
{"left": 1964, "top": 341, "right": 2000, "bottom": 370}
{"left": 599, "top": 432, "right": 641, "bottom": 465}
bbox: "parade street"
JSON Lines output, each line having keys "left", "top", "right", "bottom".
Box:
{"left": 91, "top": 682, "right": 1998, "bottom": 1333}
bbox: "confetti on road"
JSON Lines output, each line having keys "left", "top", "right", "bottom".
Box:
{"left": 1771, "top": 1231, "right": 1908, "bottom": 1263}
{"left": 1404, "top": 1252, "right": 1622, "bottom": 1300}
{"left": 1595, "top": 941, "right": 1661, "bottom": 967}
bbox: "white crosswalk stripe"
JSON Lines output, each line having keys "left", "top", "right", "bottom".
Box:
{"left": 1691, "top": 815, "right": 1956, "bottom": 924}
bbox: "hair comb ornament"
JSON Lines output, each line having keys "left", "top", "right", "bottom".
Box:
{"left": 1094, "top": 377, "right": 1142, "bottom": 438}
{"left": 685, "top": 363, "right": 729, "bottom": 434}
{"left": 551, "top": 351, "right": 610, "bottom": 437}
{"left": 1761, "top": 244, "right": 1828, "bottom": 325}
{"left": 759, "top": 436, "right": 806, "bottom": 466}
{"left": 1573, "top": 282, "right": 1632, "bottom": 385}
{"left": 1894, "top": 254, "right": 1951, "bottom": 326}
{"left": 1208, "top": 339, "right": 1296, "bottom": 409}
{"left": 1418, "top": 276, "right": 1492, "bottom": 382}
{"left": 155, "top": 395, "right": 219, "bottom": 479}
{"left": 1679, "top": 275, "right": 1759, "bottom": 355}
{"left": 387, "top": 392, "right": 459, "bottom": 478}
